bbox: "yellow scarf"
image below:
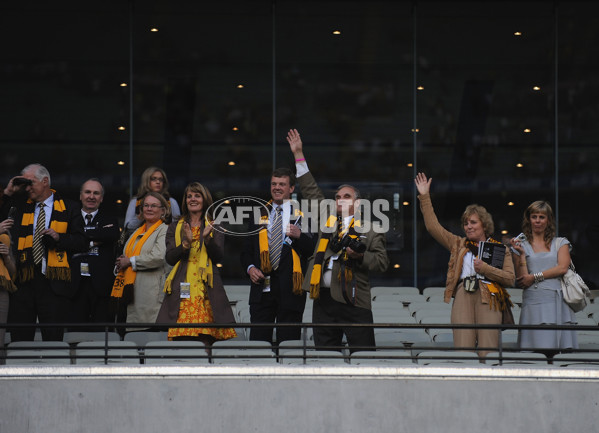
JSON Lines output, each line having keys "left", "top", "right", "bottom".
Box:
{"left": 164, "top": 219, "right": 214, "bottom": 295}
{"left": 16, "top": 192, "right": 71, "bottom": 282}
{"left": 258, "top": 205, "right": 303, "bottom": 295}
{"left": 483, "top": 281, "right": 513, "bottom": 312}
{"left": 472, "top": 238, "right": 513, "bottom": 312}
{"left": 111, "top": 219, "right": 163, "bottom": 298}
{"left": 0, "top": 234, "right": 17, "bottom": 293}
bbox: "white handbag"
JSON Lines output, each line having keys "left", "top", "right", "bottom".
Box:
{"left": 560, "top": 262, "right": 591, "bottom": 312}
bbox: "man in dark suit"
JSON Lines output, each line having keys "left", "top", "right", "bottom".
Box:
{"left": 287, "top": 129, "right": 389, "bottom": 353}
{"left": 70, "top": 178, "right": 120, "bottom": 329}
{"left": 240, "top": 167, "right": 314, "bottom": 345}
{"left": 4, "top": 163, "right": 87, "bottom": 341}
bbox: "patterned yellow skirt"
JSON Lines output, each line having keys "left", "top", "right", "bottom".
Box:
{"left": 168, "top": 292, "right": 237, "bottom": 340}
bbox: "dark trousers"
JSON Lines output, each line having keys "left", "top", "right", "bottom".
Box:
{"left": 8, "top": 267, "right": 71, "bottom": 341}
{"left": 69, "top": 277, "right": 115, "bottom": 331}
{"left": 249, "top": 277, "right": 304, "bottom": 345}
{"left": 0, "top": 290, "right": 8, "bottom": 358}
{"left": 312, "top": 287, "right": 375, "bottom": 354}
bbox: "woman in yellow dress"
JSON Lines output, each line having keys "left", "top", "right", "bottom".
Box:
{"left": 156, "top": 182, "right": 236, "bottom": 344}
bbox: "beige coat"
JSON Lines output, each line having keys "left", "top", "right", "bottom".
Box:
{"left": 418, "top": 193, "right": 515, "bottom": 304}
{"left": 125, "top": 223, "right": 171, "bottom": 327}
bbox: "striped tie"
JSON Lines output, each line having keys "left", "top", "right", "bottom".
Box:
{"left": 269, "top": 206, "right": 283, "bottom": 270}
{"left": 32, "top": 203, "right": 46, "bottom": 265}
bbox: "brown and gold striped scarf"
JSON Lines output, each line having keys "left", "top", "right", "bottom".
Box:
{"left": 257, "top": 201, "right": 303, "bottom": 295}
{"left": 309, "top": 215, "right": 361, "bottom": 301}
{"left": 16, "top": 191, "right": 71, "bottom": 283}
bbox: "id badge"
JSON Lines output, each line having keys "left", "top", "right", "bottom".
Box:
{"left": 180, "top": 282, "right": 191, "bottom": 299}
{"left": 80, "top": 262, "right": 91, "bottom": 277}
{"left": 263, "top": 275, "right": 271, "bottom": 293}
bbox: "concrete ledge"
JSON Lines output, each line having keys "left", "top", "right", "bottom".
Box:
{"left": 2, "top": 365, "right": 598, "bottom": 433}
{"left": 2, "top": 364, "right": 599, "bottom": 380}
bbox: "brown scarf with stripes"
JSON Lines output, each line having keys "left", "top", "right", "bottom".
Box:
{"left": 16, "top": 191, "right": 71, "bottom": 283}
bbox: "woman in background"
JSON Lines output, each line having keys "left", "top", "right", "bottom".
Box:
{"left": 123, "top": 167, "right": 181, "bottom": 235}
{"left": 510, "top": 200, "right": 577, "bottom": 354}
{"left": 157, "top": 182, "right": 236, "bottom": 345}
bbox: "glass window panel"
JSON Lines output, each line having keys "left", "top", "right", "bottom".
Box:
{"left": 558, "top": 1, "right": 599, "bottom": 289}
{"left": 0, "top": 0, "right": 129, "bottom": 203}
{"left": 417, "top": 1, "right": 555, "bottom": 287}
{"left": 131, "top": 1, "right": 273, "bottom": 279}
{"left": 276, "top": 1, "right": 414, "bottom": 284}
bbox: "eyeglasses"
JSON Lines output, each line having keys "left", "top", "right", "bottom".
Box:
{"left": 150, "top": 176, "right": 165, "bottom": 183}
{"left": 143, "top": 204, "right": 163, "bottom": 209}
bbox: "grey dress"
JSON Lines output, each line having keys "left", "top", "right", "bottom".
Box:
{"left": 518, "top": 237, "right": 578, "bottom": 350}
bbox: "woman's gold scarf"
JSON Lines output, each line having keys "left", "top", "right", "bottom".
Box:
{"left": 111, "top": 219, "right": 163, "bottom": 299}
{"left": 164, "top": 219, "right": 214, "bottom": 295}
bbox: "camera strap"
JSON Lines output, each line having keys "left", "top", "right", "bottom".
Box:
{"left": 339, "top": 257, "right": 357, "bottom": 306}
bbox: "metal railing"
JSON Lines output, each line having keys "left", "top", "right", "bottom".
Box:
{"left": 1, "top": 321, "right": 599, "bottom": 366}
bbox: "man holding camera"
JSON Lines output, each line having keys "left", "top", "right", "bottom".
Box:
{"left": 3, "top": 164, "right": 86, "bottom": 341}
{"left": 287, "top": 129, "right": 389, "bottom": 352}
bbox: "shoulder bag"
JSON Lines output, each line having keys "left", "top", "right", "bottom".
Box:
{"left": 560, "top": 261, "right": 591, "bottom": 312}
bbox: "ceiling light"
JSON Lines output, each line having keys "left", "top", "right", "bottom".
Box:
{"left": 514, "top": 31, "right": 522, "bottom": 36}
{"left": 516, "top": 163, "right": 523, "bottom": 168}
{"left": 533, "top": 86, "right": 540, "bottom": 91}
{"left": 237, "top": 84, "right": 244, "bottom": 89}
{"left": 118, "top": 126, "right": 126, "bottom": 131}
{"left": 393, "top": 264, "right": 400, "bottom": 269}
{"left": 523, "top": 128, "right": 531, "bottom": 133}
{"left": 216, "top": 263, "right": 223, "bottom": 268}
{"left": 508, "top": 202, "right": 515, "bottom": 206}
{"left": 150, "top": 28, "right": 159, "bottom": 32}
{"left": 417, "top": 86, "right": 424, "bottom": 90}
{"left": 117, "top": 161, "right": 125, "bottom": 166}
{"left": 116, "top": 199, "right": 123, "bottom": 204}
{"left": 407, "top": 163, "right": 413, "bottom": 167}
{"left": 120, "top": 83, "right": 127, "bottom": 87}
{"left": 333, "top": 30, "right": 341, "bottom": 35}
{"left": 228, "top": 161, "right": 236, "bottom": 166}
{"left": 402, "top": 201, "right": 409, "bottom": 206}
{"left": 501, "top": 230, "right": 508, "bottom": 235}
{"left": 232, "top": 127, "right": 239, "bottom": 131}
{"left": 411, "top": 128, "right": 419, "bottom": 132}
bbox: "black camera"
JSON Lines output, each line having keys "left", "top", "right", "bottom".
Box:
{"left": 335, "top": 235, "right": 366, "bottom": 254}
{"left": 13, "top": 177, "right": 32, "bottom": 187}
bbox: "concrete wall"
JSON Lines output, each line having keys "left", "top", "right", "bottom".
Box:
{"left": 1, "top": 365, "right": 598, "bottom": 433}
